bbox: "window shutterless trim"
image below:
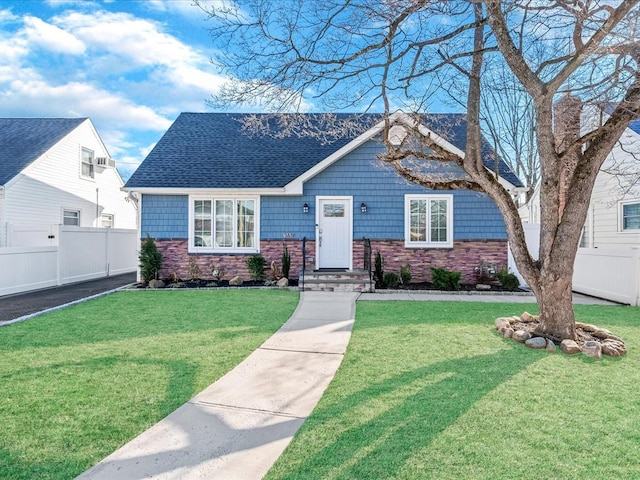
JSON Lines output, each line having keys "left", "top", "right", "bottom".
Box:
{"left": 188, "top": 195, "right": 260, "bottom": 253}
{"left": 404, "top": 194, "right": 453, "bottom": 248}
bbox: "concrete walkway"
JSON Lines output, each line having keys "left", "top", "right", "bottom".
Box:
{"left": 77, "top": 291, "right": 358, "bottom": 480}
{"left": 358, "top": 290, "right": 620, "bottom": 305}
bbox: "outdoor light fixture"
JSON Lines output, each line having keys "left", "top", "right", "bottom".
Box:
{"left": 361, "top": 202, "right": 367, "bottom": 213}
{"left": 303, "top": 203, "right": 309, "bottom": 213}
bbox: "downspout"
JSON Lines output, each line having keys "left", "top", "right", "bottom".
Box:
{"left": 96, "top": 187, "right": 99, "bottom": 227}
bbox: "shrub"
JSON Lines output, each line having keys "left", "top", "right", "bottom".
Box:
{"left": 139, "top": 235, "right": 163, "bottom": 284}
{"left": 499, "top": 272, "right": 521, "bottom": 291}
{"left": 400, "top": 264, "right": 412, "bottom": 285}
{"left": 282, "top": 243, "right": 291, "bottom": 278}
{"left": 246, "top": 254, "right": 267, "bottom": 280}
{"left": 383, "top": 272, "right": 400, "bottom": 289}
{"left": 374, "top": 251, "right": 385, "bottom": 288}
{"left": 430, "top": 267, "right": 461, "bottom": 291}
{"left": 187, "top": 257, "right": 202, "bottom": 282}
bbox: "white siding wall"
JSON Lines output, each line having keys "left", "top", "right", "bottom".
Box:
{"left": 1, "top": 119, "right": 137, "bottom": 247}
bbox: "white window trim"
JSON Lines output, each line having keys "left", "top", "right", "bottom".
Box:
{"left": 619, "top": 199, "right": 640, "bottom": 233}
{"left": 188, "top": 195, "right": 260, "bottom": 253}
{"left": 404, "top": 194, "right": 453, "bottom": 248}
{"left": 81, "top": 147, "right": 95, "bottom": 180}
{"left": 63, "top": 209, "right": 81, "bottom": 226}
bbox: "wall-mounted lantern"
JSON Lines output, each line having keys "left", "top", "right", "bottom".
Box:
{"left": 303, "top": 203, "right": 309, "bottom": 213}
{"left": 361, "top": 202, "right": 367, "bottom": 213}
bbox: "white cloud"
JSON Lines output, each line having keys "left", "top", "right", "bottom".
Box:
{"left": 2, "top": 77, "right": 171, "bottom": 131}
{"left": 23, "top": 15, "right": 85, "bottom": 54}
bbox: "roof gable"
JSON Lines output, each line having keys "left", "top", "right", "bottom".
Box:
{"left": 0, "top": 118, "right": 87, "bottom": 185}
{"left": 125, "top": 112, "right": 523, "bottom": 190}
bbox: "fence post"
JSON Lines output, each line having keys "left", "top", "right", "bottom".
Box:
{"left": 632, "top": 247, "right": 640, "bottom": 307}
{"left": 55, "top": 224, "right": 62, "bottom": 286}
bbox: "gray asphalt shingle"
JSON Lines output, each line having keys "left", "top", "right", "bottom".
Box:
{"left": 124, "top": 112, "right": 523, "bottom": 189}
{"left": 0, "top": 118, "right": 86, "bottom": 185}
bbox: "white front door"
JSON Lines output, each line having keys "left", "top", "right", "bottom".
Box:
{"left": 316, "top": 197, "right": 352, "bottom": 269}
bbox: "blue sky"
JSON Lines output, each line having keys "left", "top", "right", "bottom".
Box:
{"left": 0, "top": 0, "right": 227, "bottom": 180}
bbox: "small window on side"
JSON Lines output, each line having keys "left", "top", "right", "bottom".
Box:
{"left": 81, "top": 148, "right": 94, "bottom": 179}
{"left": 63, "top": 210, "right": 80, "bottom": 226}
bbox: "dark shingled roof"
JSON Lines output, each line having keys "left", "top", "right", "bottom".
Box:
{"left": 0, "top": 118, "right": 86, "bottom": 185}
{"left": 125, "top": 113, "right": 523, "bottom": 189}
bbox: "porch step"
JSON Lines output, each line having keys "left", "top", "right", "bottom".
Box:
{"left": 301, "top": 270, "right": 374, "bottom": 293}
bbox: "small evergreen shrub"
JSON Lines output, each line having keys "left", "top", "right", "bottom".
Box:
{"left": 374, "top": 251, "right": 385, "bottom": 288}
{"left": 246, "top": 254, "right": 267, "bottom": 280}
{"left": 400, "top": 264, "right": 412, "bottom": 285}
{"left": 383, "top": 272, "right": 400, "bottom": 289}
{"left": 499, "top": 272, "right": 520, "bottom": 291}
{"left": 430, "top": 267, "right": 461, "bottom": 291}
{"left": 139, "top": 235, "right": 163, "bottom": 284}
{"left": 281, "top": 243, "right": 291, "bottom": 278}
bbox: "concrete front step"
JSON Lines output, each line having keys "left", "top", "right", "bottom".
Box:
{"left": 302, "top": 270, "right": 374, "bottom": 292}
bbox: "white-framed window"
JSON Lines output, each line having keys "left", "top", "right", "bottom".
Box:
{"left": 189, "top": 196, "right": 259, "bottom": 252}
{"left": 63, "top": 209, "right": 80, "bottom": 226}
{"left": 101, "top": 214, "right": 114, "bottom": 228}
{"left": 81, "top": 147, "right": 94, "bottom": 179}
{"left": 620, "top": 201, "right": 640, "bottom": 231}
{"left": 404, "top": 194, "right": 453, "bottom": 248}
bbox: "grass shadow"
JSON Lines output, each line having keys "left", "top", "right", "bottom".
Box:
{"left": 269, "top": 346, "right": 539, "bottom": 479}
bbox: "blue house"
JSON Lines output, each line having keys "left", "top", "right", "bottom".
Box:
{"left": 124, "top": 111, "right": 523, "bottom": 286}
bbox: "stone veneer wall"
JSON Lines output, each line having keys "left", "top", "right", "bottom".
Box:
{"left": 364, "top": 239, "right": 508, "bottom": 284}
{"left": 154, "top": 239, "right": 311, "bottom": 281}
{"left": 153, "top": 238, "right": 506, "bottom": 284}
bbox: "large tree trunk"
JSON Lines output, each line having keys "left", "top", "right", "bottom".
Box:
{"left": 535, "top": 269, "right": 577, "bottom": 341}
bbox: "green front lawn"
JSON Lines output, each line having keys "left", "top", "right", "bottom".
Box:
{"left": 266, "top": 301, "right": 640, "bottom": 480}
{"left": 0, "top": 289, "right": 299, "bottom": 480}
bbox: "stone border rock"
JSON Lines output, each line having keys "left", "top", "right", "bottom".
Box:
{"left": 496, "top": 312, "right": 626, "bottom": 358}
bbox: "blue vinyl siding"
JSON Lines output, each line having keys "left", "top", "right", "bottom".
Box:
{"left": 141, "top": 194, "right": 188, "bottom": 238}
{"left": 140, "top": 140, "right": 507, "bottom": 242}
{"left": 262, "top": 140, "right": 506, "bottom": 240}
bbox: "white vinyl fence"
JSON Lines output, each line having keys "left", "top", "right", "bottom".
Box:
{"left": 0, "top": 226, "right": 138, "bottom": 297}
{"left": 573, "top": 247, "right": 640, "bottom": 306}
{"left": 509, "top": 225, "right": 640, "bottom": 306}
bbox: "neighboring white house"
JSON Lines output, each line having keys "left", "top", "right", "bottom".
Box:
{"left": 516, "top": 107, "right": 640, "bottom": 305}
{"left": 0, "top": 118, "right": 138, "bottom": 247}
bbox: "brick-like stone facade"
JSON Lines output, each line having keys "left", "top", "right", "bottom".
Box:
{"left": 153, "top": 238, "right": 506, "bottom": 284}
{"left": 363, "top": 239, "right": 507, "bottom": 284}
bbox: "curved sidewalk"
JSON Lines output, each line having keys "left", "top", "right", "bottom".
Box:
{"left": 77, "top": 291, "right": 358, "bottom": 480}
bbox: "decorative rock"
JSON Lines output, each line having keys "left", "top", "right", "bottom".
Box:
{"left": 525, "top": 336, "right": 547, "bottom": 349}
{"left": 560, "top": 339, "right": 581, "bottom": 354}
{"left": 520, "top": 311, "right": 538, "bottom": 323}
{"left": 148, "top": 279, "right": 165, "bottom": 289}
{"left": 277, "top": 277, "right": 289, "bottom": 288}
{"left": 546, "top": 339, "right": 556, "bottom": 352}
{"left": 512, "top": 330, "right": 531, "bottom": 343}
{"left": 582, "top": 340, "right": 602, "bottom": 359}
{"left": 495, "top": 318, "right": 511, "bottom": 330}
{"left": 229, "top": 275, "right": 244, "bottom": 286}
{"left": 503, "top": 327, "right": 514, "bottom": 338}
{"left": 601, "top": 339, "right": 627, "bottom": 357}
{"left": 476, "top": 284, "right": 491, "bottom": 291}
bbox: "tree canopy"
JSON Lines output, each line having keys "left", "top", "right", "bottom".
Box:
{"left": 198, "top": 0, "right": 640, "bottom": 340}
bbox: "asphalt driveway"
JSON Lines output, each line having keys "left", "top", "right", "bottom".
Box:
{"left": 0, "top": 272, "right": 136, "bottom": 323}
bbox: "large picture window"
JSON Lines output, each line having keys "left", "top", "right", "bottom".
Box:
{"left": 404, "top": 194, "right": 453, "bottom": 248}
{"left": 191, "top": 197, "right": 259, "bottom": 252}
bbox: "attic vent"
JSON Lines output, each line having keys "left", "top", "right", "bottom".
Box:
{"left": 96, "top": 157, "right": 116, "bottom": 168}
{"left": 388, "top": 125, "right": 407, "bottom": 146}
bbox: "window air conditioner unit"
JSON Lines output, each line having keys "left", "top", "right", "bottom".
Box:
{"left": 96, "top": 157, "right": 116, "bottom": 168}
